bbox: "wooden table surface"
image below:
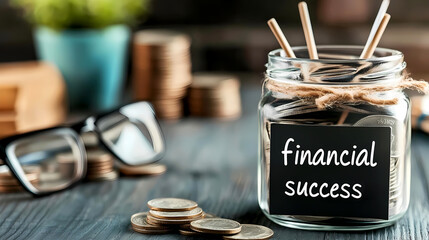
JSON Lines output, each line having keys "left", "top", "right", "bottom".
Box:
{"left": 0, "top": 83, "right": 429, "bottom": 240}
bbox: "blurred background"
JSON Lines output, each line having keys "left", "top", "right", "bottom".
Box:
{"left": 0, "top": 0, "right": 429, "bottom": 134}
{"left": 2, "top": 0, "right": 429, "bottom": 75}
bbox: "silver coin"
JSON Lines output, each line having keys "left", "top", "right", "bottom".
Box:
{"left": 354, "top": 115, "right": 404, "bottom": 157}
{"left": 147, "top": 198, "right": 198, "bottom": 212}
{"left": 131, "top": 226, "right": 172, "bottom": 234}
{"left": 179, "top": 229, "right": 202, "bottom": 236}
{"left": 146, "top": 212, "right": 203, "bottom": 225}
{"left": 130, "top": 212, "right": 170, "bottom": 230}
{"left": 190, "top": 218, "right": 241, "bottom": 235}
{"left": 223, "top": 224, "right": 274, "bottom": 240}
{"left": 149, "top": 207, "right": 203, "bottom": 219}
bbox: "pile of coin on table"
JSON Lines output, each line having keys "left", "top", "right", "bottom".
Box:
{"left": 130, "top": 198, "right": 274, "bottom": 239}
{"left": 188, "top": 73, "right": 242, "bottom": 119}
{"left": 0, "top": 165, "right": 40, "bottom": 193}
{"left": 132, "top": 30, "right": 192, "bottom": 120}
{"left": 82, "top": 132, "right": 167, "bottom": 181}
{"left": 85, "top": 150, "right": 118, "bottom": 181}
{"left": 83, "top": 149, "right": 167, "bottom": 181}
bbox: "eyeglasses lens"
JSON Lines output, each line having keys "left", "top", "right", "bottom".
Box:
{"left": 7, "top": 130, "right": 83, "bottom": 192}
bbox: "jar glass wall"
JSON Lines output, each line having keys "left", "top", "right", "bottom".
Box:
{"left": 258, "top": 46, "right": 411, "bottom": 231}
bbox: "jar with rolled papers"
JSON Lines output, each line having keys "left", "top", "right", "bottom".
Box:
{"left": 258, "top": 45, "right": 428, "bottom": 231}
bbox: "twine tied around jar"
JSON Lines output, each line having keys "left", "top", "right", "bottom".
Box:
{"left": 265, "top": 76, "right": 429, "bottom": 109}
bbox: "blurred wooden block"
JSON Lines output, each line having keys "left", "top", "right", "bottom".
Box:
{"left": 0, "top": 61, "right": 66, "bottom": 137}
{"left": 0, "top": 87, "right": 18, "bottom": 111}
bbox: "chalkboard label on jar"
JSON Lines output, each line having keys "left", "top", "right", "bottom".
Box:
{"left": 269, "top": 124, "right": 391, "bottom": 220}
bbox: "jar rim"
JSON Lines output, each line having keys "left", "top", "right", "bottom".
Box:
{"left": 268, "top": 45, "right": 403, "bottom": 63}
{"left": 266, "top": 45, "right": 405, "bottom": 84}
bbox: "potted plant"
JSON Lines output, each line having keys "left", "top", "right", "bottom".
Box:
{"left": 11, "top": 0, "right": 149, "bottom": 110}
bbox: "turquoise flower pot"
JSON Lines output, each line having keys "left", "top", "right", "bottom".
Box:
{"left": 34, "top": 25, "right": 130, "bottom": 111}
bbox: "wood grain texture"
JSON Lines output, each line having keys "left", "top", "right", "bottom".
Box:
{"left": 0, "top": 83, "right": 428, "bottom": 240}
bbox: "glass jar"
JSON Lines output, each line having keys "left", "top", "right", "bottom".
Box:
{"left": 258, "top": 46, "right": 411, "bottom": 231}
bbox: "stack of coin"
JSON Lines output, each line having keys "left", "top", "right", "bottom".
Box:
{"left": 118, "top": 163, "right": 167, "bottom": 176}
{"left": 189, "top": 73, "right": 242, "bottom": 119}
{"left": 81, "top": 131, "right": 99, "bottom": 150}
{"left": 0, "top": 165, "right": 40, "bottom": 193}
{"left": 56, "top": 153, "right": 77, "bottom": 179}
{"left": 132, "top": 30, "right": 192, "bottom": 120}
{"left": 130, "top": 198, "right": 274, "bottom": 239}
{"left": 86, "top": 150, "right": 118, "bottom": 181}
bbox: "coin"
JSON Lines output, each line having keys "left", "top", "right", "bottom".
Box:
{"left": 354, "top": 115, "right": 403, "bottom": 157}
{"left": 179, "top": 223, "right": 192, "bottom": 230}
{"left": 223, "top": 224, "right": 274, "bottom": 240}
{"left": 0, "top": 173, "right": 38, "bottom": 185}
{"left": 84, "top": 148, "right": 117, "bottom": 181}
{"left": 191, "top": 74, "right": 240, "bottom": 90}
{"left": 87, "top": 150, "right": 113, "bottom": 162}
{"left": 179, "top": 229, "right": 202, "bottom": 236}
{"left": 87, "top": 165, "right": 114, "bottom": 173}
{"left": 0, "top": 166, "right": 40, "bottom": 193}
{"left": 81, "top": 131, "right": 99, "bottom": 148}
{"left": 0, "top": 185, "right": 24, "bottom": 193}
{"left": 86, "top": 171, "right": 118, "bottom": 181}
{"left": 190, "top": 218, "right": 242, "bottom": 235}
{"left": 130, "top": 212, "right": 170, "bottom": 230}
{"left": 149, "top": 207, "right": 203, "bottom": 220}
{"left": 131, "top": 226, "right": 172, "bottom": 235}
{"left": 133, "top": 30, "right": 191, "bottom": 120}
{"left": 188, "top": 73, "right": 241, "bottom": 120}
{"left": 119, "top": 163, "right": 167, "bottom": 176}
{"left": 147, "top": 212, "right": 203, "bottom": 225}
{"left": 147, "top": 198, "right": 198, "bottom": 212}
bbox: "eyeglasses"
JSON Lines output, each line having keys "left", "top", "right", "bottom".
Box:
{"left": 0, "top": 101, "right": 165, "bottom": 197}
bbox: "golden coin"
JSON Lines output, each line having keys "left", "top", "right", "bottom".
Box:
{"left": 87, "top": 160, "right": 113, "bottom": 167}
{"left": 179, "top": 229, "right": 202, "bottom": 236}
{"left": 149, "top": 207, "right": 203, "bottom": 220}
{"left": 86, "top": 150, "right": 113, "bottom": 162}
{"left": 86, "top": 171, "right": 118, "bottom": 181}
{"left": 131, "top": 225, "right": 171, "bottom": 235}
{"left": 81, "top": 131, "right": 99, "bottom": 147}
{"left": 147, "top": 198, "right": 198, "bottom": 212}
{"left": 0, "top": 174, "right": 38, "bottom": 185}
{"left": 134, "top": 30, "right": 190, "bottom": 47}
{"left": 87, "top": 164, "right": 114, "bottom": 171}
{"left": 179, "top": 223, "right": 191, "bottom": 230}
{"left": 144, "top": 217, "right": 161, "bottom": 226}
{"left": 146, "top": 212, "right": 202, "bottom": 225}
{"left": 119, "top": 163, "right": 167, "bottom": 176}
{"left": 130, "top": 212, "right": 170, "bottom": 230}
{"left": 0, "top": 185, "right": 24, "bottom": 193}
{"left": 190, "top": 218, "right": 242, "bottom": 235}
{"left": 0, "top": 165, "right": 40, "bottom": 178}
{"left": 178, "top": 212, "right": 209, "bottom": 230}
{"left": 223, "top": 224, "right": 274, "bottom": 240}
{"left": 191, "top": 73, "right": 240, "bottom": 90}
{"left": 87, "top": 168, "right": 114, "bottom": 175}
